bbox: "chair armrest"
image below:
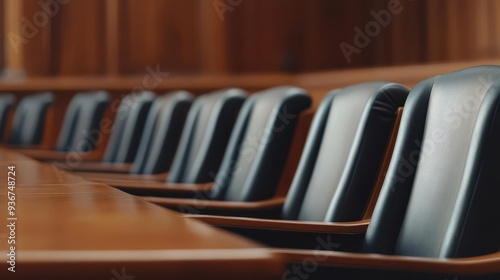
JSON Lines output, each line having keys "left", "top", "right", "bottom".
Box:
{"left": 111, "top": 182, "right": 213, "bottom": 198}
{"left": 7, "top": 144, "right": 47, "bottom": 150}
{"left": 188, "top": 215, "right": 369, "bottom": 234}
{"left": 275, "top": 249, "right": 500, "bottom": 276}
{"left": 186, "top": 214, "right": 366, "bottom": 250}
{"left": 16, "top": 149, "right": 103, "bottom": 162}
{"left": 59, "top": 162, "right": 134, "bottom": 173}
{"left": 77, "top": 172, "right": 167, "bottom": 182}
{"left": 145, "top": 196, "right": 286, "bottom": 214}
{"left": 16, "top": 148, "right": 64, "bottom": 160}
{"left": 146, "top": 196, "right": 285, "bottom": 218}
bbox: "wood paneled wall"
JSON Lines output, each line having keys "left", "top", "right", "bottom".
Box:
{"left": 2, "top": 0, "right": 500, "bottom": 78}
{"left": 118, "top": 0, "right": 200, "bottom": 75}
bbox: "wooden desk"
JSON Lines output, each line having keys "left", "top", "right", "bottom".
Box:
{"left": 0, "top": 149, "right": 283, "bottom": 279}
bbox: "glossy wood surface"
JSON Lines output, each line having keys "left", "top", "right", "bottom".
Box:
{"left": 0, "top": 148, "right": 283, "bottom": 279}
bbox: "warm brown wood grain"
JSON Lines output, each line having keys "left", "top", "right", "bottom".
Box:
{"left": 105, "top": 0, "right": 120, "bottom": 76}
{"left": 0, "top": 0, "right": 5, "bottom": 73}
{"left": 49, "top": 0, "right": 106, "bottom": 76}
{"left": 20, "top": 0, "right": 106, "bottom": 76}
{"left": 0, "top": 73, "right": 293, "bottom": 93}
{"left": 0, "top": 59, "right": 497, "bottom": 94}
{"left": 0, "top": 148, "right": 283, "bottom": 279}
{"left": 119, "top": 0, "right": 200, "bottom": 75}
{"left": 199, "top": 0, "right": 229, "bottom": 73}
{"left": 21, "top": 0, "right": 52, "bottom": 77}
{"left": 295, "top": 59, "right": 500, "bottom": 89}
{"left": 3, "top": 0, "right": 24, "bottom": 78}
{"left": 5, "top": 0, "right": 500, "bottom": 78}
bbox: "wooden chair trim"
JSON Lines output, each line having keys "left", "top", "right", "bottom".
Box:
{"left": 112, "top": 182, "right": 213, "bottom": 194}
{"left": 189, "top": 215, "right": 369, "bottom": 234}
{"left": 76, "top": 171, "right": 167, "bottom": 182}
{"left": 146, "top": 196, "right": 287, "bottom": 212}
{"left": 275, "top": 249, "right": 500, "bottom": 276}
{"left": 61, "top": 162, "right": 134, "bottom": 172}
{"left": 363, "top": 107, "right": 403, "bottom": 219}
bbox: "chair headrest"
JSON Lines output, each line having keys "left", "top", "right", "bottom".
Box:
{"left": 55, "top": 90, "right": 110, "bottom": 152}
{"left": 168, "top": 88, "right": 247, "bottom": 183}
{"left": 8, "top": 92, "right": 54, "bottom": 145}
{"left": 102, "top": 91, "right": 156, "bottom": 163}
{"left": 210, "top": 86, "right": 312, "bottom": 202}
{"left": 0, "top": 93, "right": 15, "bottom": 142}
{"left": 282, "top": 82, "right": 409, "bottom": 222}
{"left": 131, "top": 91, "right": 193, "bottom": 174}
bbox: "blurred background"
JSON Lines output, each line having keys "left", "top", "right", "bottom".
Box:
{"left": 1, "top": 0, "right": 500, "bottom": 79}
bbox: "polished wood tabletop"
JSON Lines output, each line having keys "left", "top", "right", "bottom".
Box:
{"left": 0, "top": 149, "right": 283, "bottom": 279}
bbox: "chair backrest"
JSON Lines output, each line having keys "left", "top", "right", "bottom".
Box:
{"left": 131, "top": 91, "right": 193, "bottom": 174}
{"left": 210, "top": 86, "right": 311, "bottom": 202}
{"left": 8, "top": 92, "right": 54, "bottom": 145}
{"left": 55, "top": 91, "right": 110, "bottom": 152}
{"left": 282, "top": 82, "right": 409, "bottom": 222}
{"left": 167, "top": 88, "right": 247, "bottom": 184}
{"left": 0, "top": 93, "right": 15, "bottom": 141}
{"left": 101, "top": 91, "right": 155, "bottom": 163}
{"left": 364, "top": 66, "right": 500, "bottom": 259}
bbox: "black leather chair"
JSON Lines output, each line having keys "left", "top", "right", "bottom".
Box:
{"left": 112, "top": 91, "right": 193, "bottom": 175}
{"left": 0, "top": 93, "right": 15, "bottom": 142}
{"left": 282, "top": 82, "right": 408, "bottom": 222}
{"left": 64, "top": 91, "right": 192, "bottom": 173}
{"left": 167, "top": 89, "right": 247, "bottom": 183}
{"left": 142, "top": 86, "right": 312, "bottom": 207}
{"left": 58, "top": 91, "right": 155, "bottom": 172}
{"left": 187, "top": 82, "right": 406, "bottom": 222}
{"left": 75, "top": 91, "right": 193, "bottom": 175}
{"left": 55, "top": 91, "right": 110, "bottom": 152}
{"left": 101, "top": 91, "right": 155, "bottom": 163}
{"left": 80, "top": 88, "right": 246, "bottom": 181}
{"left": 8, "top": 92, "right": 54, "bottom": 146}
{"left": 269, "top": 66, "right": 500, "bottom": 279}
{"left": 18, "top": 91, "right": 109, "bottom": 161}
